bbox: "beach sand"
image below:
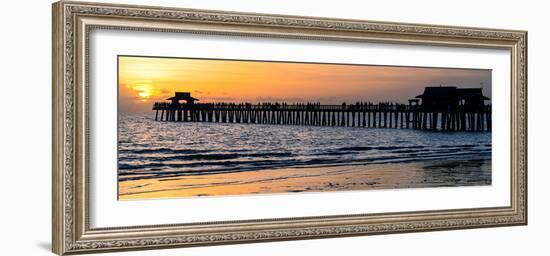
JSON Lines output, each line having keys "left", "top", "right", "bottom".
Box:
{"left": 118, "top": 159, "right": 491, "bottom": 200}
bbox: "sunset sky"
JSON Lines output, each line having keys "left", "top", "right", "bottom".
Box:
{"left": 118, "top": 56, "right": 491, "bottom": 113}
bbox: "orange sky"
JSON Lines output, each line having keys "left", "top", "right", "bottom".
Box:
{"left": 118, "top": 56, "right": 491, "bottom": 113}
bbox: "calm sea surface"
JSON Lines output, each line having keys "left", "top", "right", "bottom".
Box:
{"left": 118, "top": 113, "right": 491, "bottom": 182}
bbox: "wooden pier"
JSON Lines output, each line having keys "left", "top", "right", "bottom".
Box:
{"left": 152, "top": 88, "right": 491, "bottom": 132}
{"left": 152, "top": 101, "right": 491, "bottom": 132}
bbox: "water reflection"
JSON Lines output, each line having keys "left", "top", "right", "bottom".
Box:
{"left": 118, "top": 113, "right": 492, "bottom": 199}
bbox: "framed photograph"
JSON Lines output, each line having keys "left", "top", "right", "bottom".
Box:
{"left": 52, "top": 1, "right": 527, "bottom": 255}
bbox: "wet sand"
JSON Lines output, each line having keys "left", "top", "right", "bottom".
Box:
{"left": 118, "top": 159, "right": 491, "bottom": 200}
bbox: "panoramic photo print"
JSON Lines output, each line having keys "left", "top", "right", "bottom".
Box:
{"left": 117, "top": 56, "right": 492, "bottom": 200}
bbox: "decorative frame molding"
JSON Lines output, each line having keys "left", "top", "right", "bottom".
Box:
{"left": 52, "top": 1, "right": 527, "bottom": 255}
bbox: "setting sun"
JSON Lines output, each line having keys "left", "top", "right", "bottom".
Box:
{"left": 132, "top": 84, "right": 153, "bottom": 101}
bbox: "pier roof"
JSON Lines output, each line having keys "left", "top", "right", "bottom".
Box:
{"left": 456, "top": 88, "right": 490, "bottom": 100}
{"left": 415, "top": 86, "right": 489, "bottom": 100}
{"left": 166, "top": 92, "right": 199, "bottom": 101}
{"left": 415, "top": 86, "right": 457, "bottom": 99}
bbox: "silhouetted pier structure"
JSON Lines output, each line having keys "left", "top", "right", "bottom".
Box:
{"left": 152, "top": 88, "right": 491, "bottom": 132}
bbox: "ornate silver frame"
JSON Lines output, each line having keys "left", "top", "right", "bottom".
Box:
{"left": 52, "top": 1, "right": 527, "bottom": 255}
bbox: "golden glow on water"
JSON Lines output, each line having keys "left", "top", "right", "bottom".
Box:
{"left": 117, "top": 114, "right": 492, "bottom": 200}
{"left": 118, "top": 160, "right": 491, "bottom": 200}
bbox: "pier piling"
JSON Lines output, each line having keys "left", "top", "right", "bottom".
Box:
{"left": 152, "top": 101, "right": 491, "bottom": 132}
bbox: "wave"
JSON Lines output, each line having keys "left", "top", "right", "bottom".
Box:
{"left": 118, "top": 149, "right": 491, "bottom": 181}
{"left": 120, "top": 151, "right": 293, "bottom": 162}
{"left": 439, "top": 144, "right": 478, "bottom": 148}
{"left": 117, "top": 114, "right": 492, "bottom": 182}
{"left": 339, "top": 145, "right": 426, "bottom": 151}
{"left": 119, "top": 148, "right": 212, "bottom": 155}
{"left": 121, "top": 144, "right": 487, "bottom": 161}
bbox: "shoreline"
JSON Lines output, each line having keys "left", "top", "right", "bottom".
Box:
{"left": 118, "top": 158, "right": 491, "bottom": 200}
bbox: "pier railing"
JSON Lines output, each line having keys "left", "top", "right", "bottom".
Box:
{"left": 152, "top": 102, "right": 491, "bottom": 131}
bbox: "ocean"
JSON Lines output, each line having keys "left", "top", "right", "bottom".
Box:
{"left": 118, "top": 113, "right": 492, "bottom": 199}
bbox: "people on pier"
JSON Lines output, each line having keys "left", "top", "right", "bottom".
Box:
{"left": 152, "top": 90, "right": 490, "bottom": 131}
